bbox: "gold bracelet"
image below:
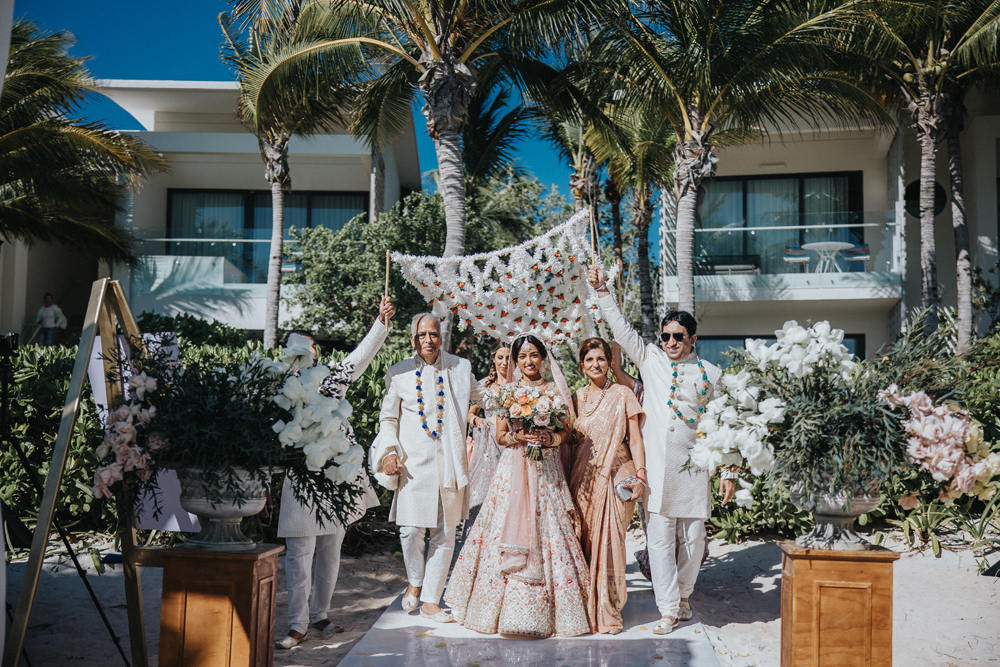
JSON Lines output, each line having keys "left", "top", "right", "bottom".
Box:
{"left": 551, "top": 433, "right": 562, "bottom": 447}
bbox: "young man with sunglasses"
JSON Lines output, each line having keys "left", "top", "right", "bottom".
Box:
{"left": 588, "top": 264, "right": 734, "bottom": 635}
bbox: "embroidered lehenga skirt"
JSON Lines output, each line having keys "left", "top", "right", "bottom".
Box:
{"left": 445, "top": 446, "right": 593, "bottom": 637}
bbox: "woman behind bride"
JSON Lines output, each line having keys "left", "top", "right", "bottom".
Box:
{"left": 444, "top": 334, "right": 593, "bottom": 637}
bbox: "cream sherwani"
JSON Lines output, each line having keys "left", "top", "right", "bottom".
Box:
{"left": 371, "top": 352, "right": 485, "bottom": 604}
{"left": 597, "top": 294, "right": 723, "bottom": 619}
{"left": 277, "top": 318, "right": 390, "bottom": 634}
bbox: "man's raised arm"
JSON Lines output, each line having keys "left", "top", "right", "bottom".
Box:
{"left": 587, "top": 264, "right": 650, "bottom": 369}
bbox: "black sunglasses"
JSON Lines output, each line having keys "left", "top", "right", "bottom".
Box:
{"left": 660, "top": 332, "right": 687, "bottom": 343}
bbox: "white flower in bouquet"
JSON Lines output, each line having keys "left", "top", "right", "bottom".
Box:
{"left": 282, "top": 333, "right": 316, "bottom": 369}
{"left": 734, "top": 479, "right": 754, "bottom": 508}
{"left": 128, "top": 371, "right": 157, "bottom": 399}
{"left": 327, "top": 445, "right": 365, "bottom": 484}
{"left": 281, "top": 377, "right": 307, "bottom": 402}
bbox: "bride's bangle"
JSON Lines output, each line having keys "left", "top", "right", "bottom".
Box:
{"left": 550, "top": 432, "right": 562, "bottom": 447}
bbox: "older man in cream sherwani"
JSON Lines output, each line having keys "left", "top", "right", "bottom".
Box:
{"left": 370, "top": 313, "right": 485, "bottom": 622}
{"left": 589, "top": 265, "right": 734, "bottom": 635}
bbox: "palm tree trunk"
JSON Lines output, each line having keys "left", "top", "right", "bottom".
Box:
{"left": 946, "top": 117, "right": 972, "bottom": 351}
{"left": 675, "top": 181, "right": 697, "bottom": 315}
{"left": 635, "top": 195, "right": 656, "bottom": 341}
{"left": 263, "top": 137, "right": 290, "bottom": 349}
{"left": 436, "top": 128, "right": 467, "bottom": 258}
{"left": 606, "top": 178, "right": 624, "bottom": 271}
{"left": 917, "top": 129, "right": 939, "bottom": 333}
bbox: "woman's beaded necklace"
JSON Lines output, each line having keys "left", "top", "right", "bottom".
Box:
{"left": 581, "top": 376, "right": 613, "bottom": 417}
{"left": 667, "top": 358, "right": 709, "bottom": 424}
{"left": 414, "top": 354, "right": 444, "bottom": 438}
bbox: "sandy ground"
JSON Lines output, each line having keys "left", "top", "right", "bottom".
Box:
{"left": 4, "top": 531, "right": 999, "bottom": 666}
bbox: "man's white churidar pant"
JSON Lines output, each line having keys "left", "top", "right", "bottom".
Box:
{"left": 399, "top": 499, "right": 455, "bottom": 605}
{"left": 284, "top": 524, "right": 347, "bottom": 634}
{"left": 645, "top": 511, "right": 706, "bottom": 619}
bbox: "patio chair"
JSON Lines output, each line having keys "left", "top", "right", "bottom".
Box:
{"left": 842, "top": 244, "right": 870, "bottom": 269}
{"left": 783, "top": 246, "right": 810, "bottom": 272}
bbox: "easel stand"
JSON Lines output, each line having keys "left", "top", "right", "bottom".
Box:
{"left": 780, "top": 541, "right": 900, "bottom": 667}
{"left": 158, "top": 544, "right": 283, "bottom": 667}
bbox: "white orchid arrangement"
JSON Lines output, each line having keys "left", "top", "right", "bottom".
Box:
{"left": 92, "top": 336, "right": 364, "bottom": 526}
{"left": 689, "top": 320, "right": 855, "bottom": 508}
{"left": 270, "top": 337, "right": 365, "bottom": 485}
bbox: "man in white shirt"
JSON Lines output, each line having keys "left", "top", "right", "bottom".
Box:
{"left": 589, "top": 264, "right": 735, "bottom": 635}
{"left": 35, "top": 293, "right": 67, "bottom": 346}
{"left": 370, "top": 313, "right": 485, "bottom": 622}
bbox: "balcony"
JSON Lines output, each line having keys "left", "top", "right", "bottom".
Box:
{"left": 661, "top": 211, "right": 903, "bottom": 305}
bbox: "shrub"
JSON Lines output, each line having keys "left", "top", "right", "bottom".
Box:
{"left": 1, "top": 345, "right": 112, "bottom": 533}
{"left": 136, "top": 311, "right": 248, "bottom": 348}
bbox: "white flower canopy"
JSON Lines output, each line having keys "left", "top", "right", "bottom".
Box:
{"left": 392, "top": 208, "right": 618, "bottom": 349}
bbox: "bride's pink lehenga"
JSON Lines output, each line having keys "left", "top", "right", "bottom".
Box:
{"left": 444, "top": 414, "right": 593, "bottom": 637}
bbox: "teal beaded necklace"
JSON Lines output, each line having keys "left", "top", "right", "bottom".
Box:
{"left": 666, "top": 359, "right": 709, "bottom": 424}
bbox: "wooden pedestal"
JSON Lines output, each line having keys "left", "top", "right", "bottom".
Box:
{"left": 780, "top": 541, "right": 899, "bottom": 667}
{"left": 159, "top": 543, "right": 284, "bottom": 667}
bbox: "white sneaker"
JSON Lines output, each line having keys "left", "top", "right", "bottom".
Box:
{"left": 678, "top": 600, "right": 693, "bottom": 621}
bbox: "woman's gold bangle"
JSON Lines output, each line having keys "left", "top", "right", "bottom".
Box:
{"left": 551, "top": 433, "right": 562, "bottom": 447}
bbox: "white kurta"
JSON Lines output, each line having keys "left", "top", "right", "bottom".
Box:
{"left": 598, "top": 294, "right": 724, "bottom": 519}
{"left": 277, "top": 318, "right": 390, "bottom": 538}
{"left": 372, "top": 352, "right": 485, "bottom": 529}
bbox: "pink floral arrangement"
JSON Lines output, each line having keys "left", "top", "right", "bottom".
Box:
{"left": 879, "top": 384, "right": 999, "bottom": 508}
{"left": 492, "top": 383, "right": 568, "bottom": 460}
{"left": 92, "top": 372, "right": 160, "bottom": 499}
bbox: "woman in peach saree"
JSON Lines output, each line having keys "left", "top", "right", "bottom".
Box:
{"left": 569, "top": 337, "right": 647, "bottom": 634}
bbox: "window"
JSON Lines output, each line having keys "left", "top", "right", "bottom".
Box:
{"left": 698, "top": 172, "right": 864, "bottom": 274}
{"left": 696, "top": 334, "right": 866, "bottom": 369}
{"left": 167, "top": 189, "right": 368, "bottom": 283}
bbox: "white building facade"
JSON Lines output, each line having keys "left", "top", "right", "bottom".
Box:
{"left": 0, "top": 79, "right": 420, "bottom": 338}
{"left": 659, "top": 89, "right": 1000, "bottom": 363}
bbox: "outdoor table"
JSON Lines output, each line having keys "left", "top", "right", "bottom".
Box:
{"left": 801, "top": 241, "right": 854, "bottom": 273}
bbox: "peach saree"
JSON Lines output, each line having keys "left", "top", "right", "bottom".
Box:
{"left": 569, "top": 383, "right": 643, "bottom": 634}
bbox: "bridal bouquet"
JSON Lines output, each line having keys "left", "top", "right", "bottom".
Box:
{"left": 493, "top": 383, "right": 569, "bottom": 460}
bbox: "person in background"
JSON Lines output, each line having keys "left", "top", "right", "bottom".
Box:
{"left": 276, "top": 296, "right": 395, "bottom": 649}
{"left": 463, "top": 342, "right": 510, "bottom": 542}
{"left": 35, "top": 293, "right": 67, "bottom": 346}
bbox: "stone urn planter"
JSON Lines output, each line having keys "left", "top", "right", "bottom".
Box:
{"left": 789, "top": 480, "right": 882, "bottom": 550}
{"left": 176, "top": 467, "right": 268, "bottom": 552}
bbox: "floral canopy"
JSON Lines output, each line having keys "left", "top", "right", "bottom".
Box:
{"left": 392, "top": 208, "right": 617, "bottom": 348}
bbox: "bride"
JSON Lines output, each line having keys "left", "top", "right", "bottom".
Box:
{"left": 444, "top": 334, "right": 593, "bottom": 637}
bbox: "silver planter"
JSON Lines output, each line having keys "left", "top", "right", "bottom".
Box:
{"left": 789, "top": 480, "right": 882, "bottom": 551}
{"left": 176, "top": 467, "right": 268, "bottom": 552}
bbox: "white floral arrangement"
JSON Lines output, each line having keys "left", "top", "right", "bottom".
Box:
{"left": 689, "top": 320, "right": 853, "bottom": 507}
{"left": 392, "top": 208, "right": 617, "bottom": 347}
{"left": 270, "top": 337, "right": 365, "bottom": 484}
{"left": 879, "top": 385, "right": 999, "bottom": 508}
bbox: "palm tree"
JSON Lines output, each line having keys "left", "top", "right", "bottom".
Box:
{"left": 593, "top": 0, "right": 892, "bottom": 315}
{"left": 306, "top": 0, "right": 600, "bottom": 263}
{"left": 221, "top": 1, "right": 364, "bottom": 348}
{"left": 588, "top": 105, "right": 675, "bottom": 340}
{"left": 0, "top": 21, "right": 165, "bottom": 263}
{"left": 867, "top": 1, "right": 1000, "bottom": 344}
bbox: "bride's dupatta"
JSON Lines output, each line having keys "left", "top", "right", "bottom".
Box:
{"left": 498, "top": 335, "right": 576, "bottom": 584}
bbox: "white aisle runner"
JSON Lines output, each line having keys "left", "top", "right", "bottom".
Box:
{"left": 337, "top": 533, "right": 722, "bottom": 667}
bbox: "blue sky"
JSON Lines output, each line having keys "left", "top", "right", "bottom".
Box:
{"left": 19, "top": 0, "right": 576, "bottom": 196}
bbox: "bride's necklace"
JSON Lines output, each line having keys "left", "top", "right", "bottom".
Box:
{"left": 519, "top": 376, "right": 545, "bottom": 387}
{"left": 667, "top": 358, "right": 708, "bottom": 424}
{"left": 581, "top": 376, "right": 612, "bottom": 417}
{"left": 415, "top": 354, "right": 444, "bottom": 438}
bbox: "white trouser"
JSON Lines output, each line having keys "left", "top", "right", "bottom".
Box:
{"left": 284, "top": 524, "right": 347, "bottom": 634}
{"left": 645, "top": 511, "right": 706, "bottom": 619}
{"left": 399, "top": 500, "right": 455, "bottom": 605}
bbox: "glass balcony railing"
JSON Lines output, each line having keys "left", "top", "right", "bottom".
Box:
{"left": 130, "top": 227, "right": 297, "bottom": 296}
{"left": 665, "top": 211, "right": 900, "bottom": 276}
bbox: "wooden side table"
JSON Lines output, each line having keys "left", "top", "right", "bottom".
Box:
{"left": 780, "top": 541, "right": 900, "bottom": 667}
{"left": 159, "top": 543, "right": 284, "bottom": 667}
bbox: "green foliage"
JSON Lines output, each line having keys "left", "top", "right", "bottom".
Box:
{"left": 709, "top": 476, "right": 813, "bottom": 543}
{"left": 972, "top": 261, "right": 1000, "bottom": 333}
{"left": 0, "top": 21, "right": 166, "bottom": 263}
{"left": 1, "top": 345, "right": 112, "bottom": 533}
{"left": 136, "top": 311, "right": 249, "bottom": 348}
